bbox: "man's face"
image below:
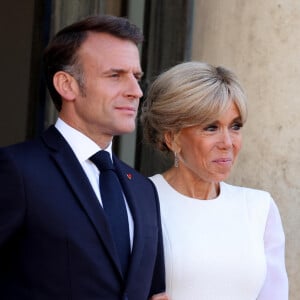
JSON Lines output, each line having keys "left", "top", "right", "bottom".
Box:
{"left": 63, "top": 32, "right": 143, "bottom": 147}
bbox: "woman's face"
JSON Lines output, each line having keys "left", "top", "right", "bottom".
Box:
{"left": 175, "top": 101, "right": 243, "bottom": 183}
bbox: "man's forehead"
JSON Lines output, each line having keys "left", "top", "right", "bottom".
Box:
{"left": 79, "top": 34, "right": 139, "bottom": 59}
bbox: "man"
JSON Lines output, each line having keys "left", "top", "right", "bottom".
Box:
{"left": 0, "top": 15, "right": 167, "bottom": 300}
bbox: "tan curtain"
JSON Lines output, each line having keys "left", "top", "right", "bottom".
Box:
{"left": 136, "top": 0, "right": 194, "bottom": 175}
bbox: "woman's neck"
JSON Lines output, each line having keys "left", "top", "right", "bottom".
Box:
{"left": 162, "top": 167, "right": 220, "bottom": 200}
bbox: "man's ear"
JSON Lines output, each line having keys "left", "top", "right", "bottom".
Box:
{"left": 53, "top": 71, "right": 78, "bottom": 101}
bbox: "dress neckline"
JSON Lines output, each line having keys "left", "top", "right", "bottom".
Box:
{"left": 154, "top": 174, "right": 225, "bottom": 204}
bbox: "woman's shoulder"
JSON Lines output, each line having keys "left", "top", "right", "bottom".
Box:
{"left": 222, "top": 182, "right": 274, "bottom": 221}
{"left": 222, "top": 181, "right": 272, "bottom": 201}
{"left": 149, "top": 173, "right": 164, "bottom": 186}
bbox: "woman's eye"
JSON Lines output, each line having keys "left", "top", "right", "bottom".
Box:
{"left": 232, "top": 122, "right": 243, "bottom": 130}
{"left": 204, "top": 125, "right": 218, "bottom": 132}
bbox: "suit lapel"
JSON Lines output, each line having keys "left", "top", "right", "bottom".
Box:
{"left": 113, "top": 156, "right": 147, "bottom": 283}
{"left": 42, "top": 126, "right": 122, "bottom": 277}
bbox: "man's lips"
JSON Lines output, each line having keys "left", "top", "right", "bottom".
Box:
{"left": 115, "top": 106, "right": 137, "bottom": 113}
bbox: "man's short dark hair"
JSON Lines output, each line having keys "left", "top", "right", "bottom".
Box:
{"left": 43, "top": 14, "right": 144, "bottom": 111}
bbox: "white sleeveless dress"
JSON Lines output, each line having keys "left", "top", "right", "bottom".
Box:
{"left": 150, "top": 174, "right": 288, "bottom": 300}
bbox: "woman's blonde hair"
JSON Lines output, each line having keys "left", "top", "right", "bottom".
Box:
{"left": 141, "top": 61, "right": 247, "bottom": 152}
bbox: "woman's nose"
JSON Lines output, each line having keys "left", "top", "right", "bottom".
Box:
{"left": 219, "top": 130, "right": 232, "bottom": 148}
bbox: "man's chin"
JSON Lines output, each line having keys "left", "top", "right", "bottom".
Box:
{"left": 114, "top": 124, "right": 136, "bottom": 135}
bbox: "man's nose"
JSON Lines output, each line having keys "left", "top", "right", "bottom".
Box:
{"left": 126, "top": 76, "right": 143, "bottom": 99}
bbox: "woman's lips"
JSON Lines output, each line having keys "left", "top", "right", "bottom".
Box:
{"left": 213, "top": 158, "right": 232, "bottom": 164}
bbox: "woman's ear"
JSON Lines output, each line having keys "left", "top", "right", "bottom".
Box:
{"left": 164, "top": 131, "right": 173, "bottom": 151}
{"left": 53, "top": 71, "right": 78, "bottom": 101}
{"left": 164, "top": 131, "right": 181, "bottom": 153}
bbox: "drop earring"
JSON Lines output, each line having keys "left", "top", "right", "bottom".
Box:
{"left": 174, "top": 152, "right": 179, "bottom": 168}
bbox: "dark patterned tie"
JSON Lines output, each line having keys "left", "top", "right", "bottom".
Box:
{"left": 90, "top": 150, "right": 130, "bottom": 275}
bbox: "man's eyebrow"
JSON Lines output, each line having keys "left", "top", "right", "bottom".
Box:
{"left": 103, "top": 68, "right": 144, "bottom": 78}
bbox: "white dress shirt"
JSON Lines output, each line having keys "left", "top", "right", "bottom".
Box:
{"left": 55, "top": 118, "right": 134, "bottom": 248}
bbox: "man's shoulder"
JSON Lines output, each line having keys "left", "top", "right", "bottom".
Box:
{"left": 0, "top": 126, "right": 59, "bottom": 163}
{"left": 1, "top": 138, "right": 39, "bottom": 156}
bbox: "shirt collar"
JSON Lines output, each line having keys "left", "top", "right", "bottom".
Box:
{"left": 55, "top": 118, "right": 113, "bottom": 163}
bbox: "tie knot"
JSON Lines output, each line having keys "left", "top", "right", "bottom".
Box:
{"left": 90, "top": 150, "right": 114, "bottom": 172}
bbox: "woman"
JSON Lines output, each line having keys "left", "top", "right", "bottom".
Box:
{"left": 141, "top": 62, "right": 288, "bottom": 300}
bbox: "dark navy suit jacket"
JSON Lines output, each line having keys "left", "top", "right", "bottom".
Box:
{"left": 0, "top": 126, "right": 165, "bottom": 300}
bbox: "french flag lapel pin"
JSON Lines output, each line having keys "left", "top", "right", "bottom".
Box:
{"left": 126, "top": 173, "right": 132, "bottom": 180}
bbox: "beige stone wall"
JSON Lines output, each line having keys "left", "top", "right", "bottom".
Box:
{"left": 192, "top": 1, "right": 300, "bottom": 298}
